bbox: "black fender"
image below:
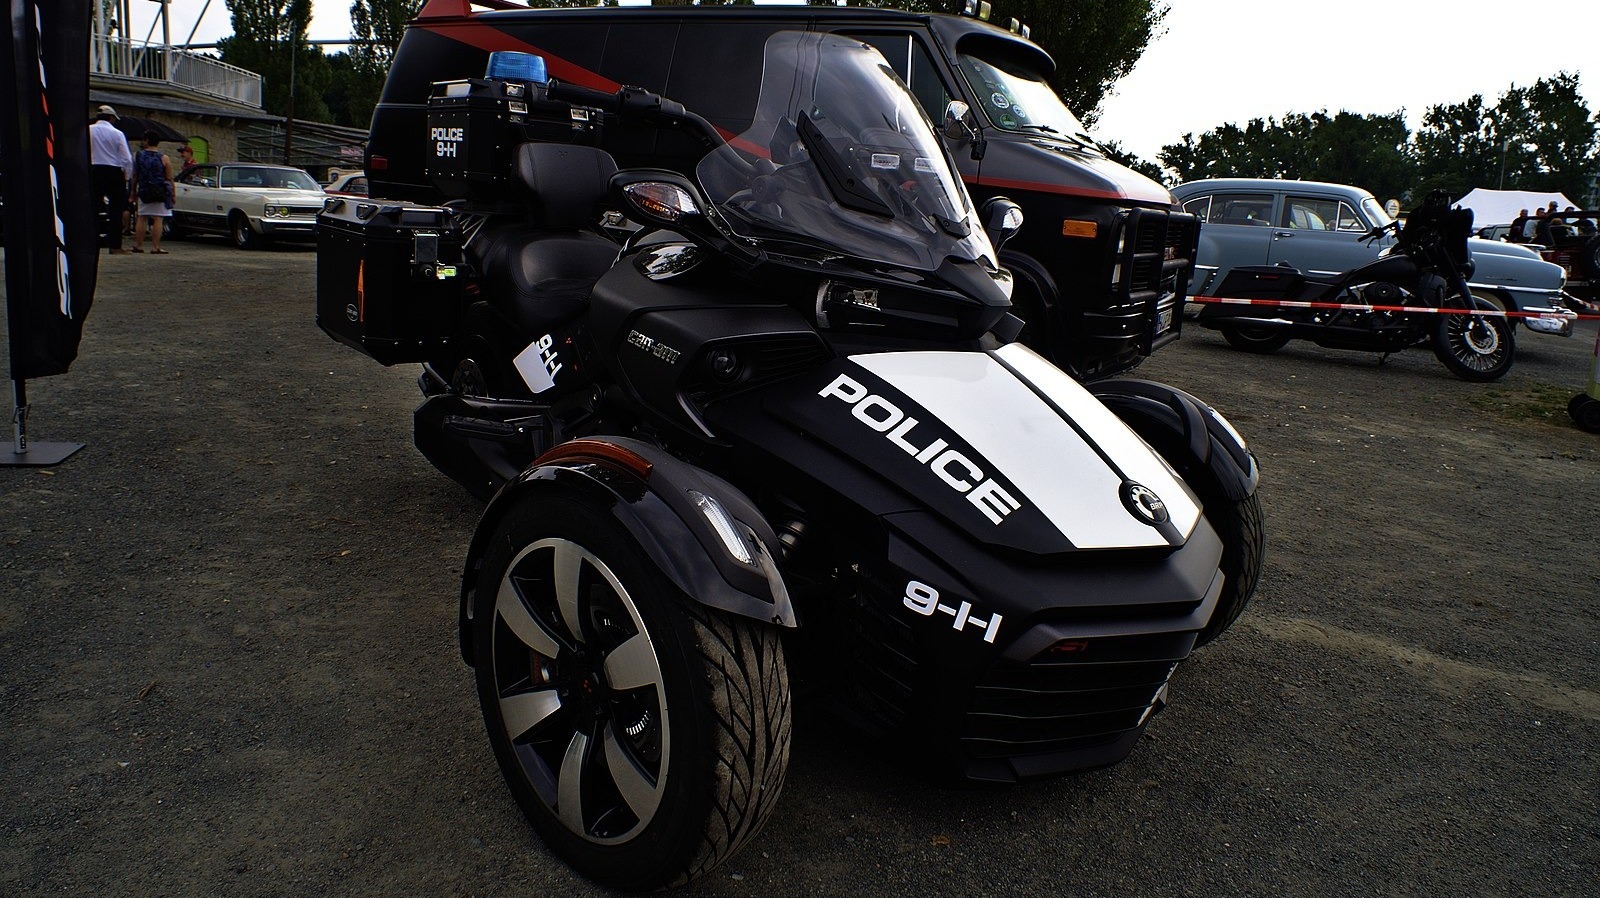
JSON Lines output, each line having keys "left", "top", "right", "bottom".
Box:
{"left": 458, "top": 436, "right": 796, "bottom": 666}
{"left": 1000, "top": 250, "right": 1060, "bottom": 334}
{"left": 1088, "top": 378, "right": 1259, "bottom": 502}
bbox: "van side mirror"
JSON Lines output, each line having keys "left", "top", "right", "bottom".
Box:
{"left": 941, "top": 101, "right": 976, "bottom": 141}
{"left": 981, "top": 196, "right": 1023, "bottom": 250}
{"left": 941, "top": 100, "right": 986, "bottom": 161}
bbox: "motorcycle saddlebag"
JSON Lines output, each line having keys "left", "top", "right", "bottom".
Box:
{"left": 425, "top": 78, "right": 600, "bottom": 207}
{"left": 1213, "top": 265, "right": 1305, "bottom": 299}
{"left": 316, "top": 198, "right": 466, "bottom": 366}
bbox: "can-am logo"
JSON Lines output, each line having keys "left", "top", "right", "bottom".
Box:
{"left": 819, "top": 373, "right": 1022, "bottom": 525}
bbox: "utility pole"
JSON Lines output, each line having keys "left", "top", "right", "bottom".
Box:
{"left": 284, "top": 29, "right": 295, "bottom": 166}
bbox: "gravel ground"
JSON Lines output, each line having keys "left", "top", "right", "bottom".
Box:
{"left": 3, "top": 239, "right": 1597, "bottom": 896}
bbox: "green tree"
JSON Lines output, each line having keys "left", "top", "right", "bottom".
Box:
{"left": 219, "top": 0, "right": 331, "bottom": 123}
{"left": 341, "top": 1, "right": 422, "bottom": 130}
{"left": 1412, "top": 94, "right": 1501, "bottom": 199}
{"left": 1159, "top": 110, "right": 1414, "bottom": 200}
{"left": 1509, "top": 73, "right": 1597, "bottom": 200}
{"left": 1098, "top": 139, "right": 1164, "bottom": 184}
{"left": 1408, "top": 73, "right": 1596, "bottom": 202}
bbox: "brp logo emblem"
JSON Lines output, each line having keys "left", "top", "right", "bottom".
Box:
{"left": 1121, "top": 482, "right": 1169, "bottom": 526}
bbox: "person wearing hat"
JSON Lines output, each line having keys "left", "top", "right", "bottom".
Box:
{"left": 89, "top": 104, "right": 133, "bottom": 254}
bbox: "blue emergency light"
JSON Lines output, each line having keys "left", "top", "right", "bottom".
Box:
{"left": 486, "top": 51, "right": 548, "bottom": 84}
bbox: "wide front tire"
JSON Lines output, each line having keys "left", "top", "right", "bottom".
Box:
{"left": 1193, "top": 490, "right": 1264, "bottom": 647}
{"left": 1433, "top": 297, "right": 1514, "bottom": 381}
{"left": 473, "top": 492, "right": 791, "bottom": 889}
{"left": 1220, "top": 323, "right": 1292, "bottom": 354}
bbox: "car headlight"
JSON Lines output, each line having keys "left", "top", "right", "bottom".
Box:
{"left": 264, "top": 205, "right": 290, "bottom": 218}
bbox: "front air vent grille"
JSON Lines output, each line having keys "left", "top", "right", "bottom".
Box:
{"left": 683, "top": 335, "right": 830, "bottom": 407}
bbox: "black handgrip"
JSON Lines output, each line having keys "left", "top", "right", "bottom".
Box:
{"left": 546, "top": 78, "right": 621, "bottom": 111}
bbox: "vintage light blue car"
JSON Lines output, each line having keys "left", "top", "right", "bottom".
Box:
{"left": 1173, "top": 179, "right": 1576, "bottom": 336}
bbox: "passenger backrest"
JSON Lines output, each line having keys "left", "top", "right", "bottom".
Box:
{"left": 513, "top": 143, "right": 619, "bottom": 229}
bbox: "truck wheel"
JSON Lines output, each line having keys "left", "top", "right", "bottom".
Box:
{"left": 473, "top": 492, "right": 791, "bottom": 889}
{"left": 1433, "top": 296, "right": 1513, "bottom": 381}
{"left": 1220, "top": 324, "right": 1292, "bottom": 353}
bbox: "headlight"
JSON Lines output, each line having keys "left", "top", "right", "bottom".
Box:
{"left": 264, "top": 205, "right": 290, "bottom": 218}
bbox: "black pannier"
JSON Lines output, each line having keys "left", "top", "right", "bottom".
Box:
{"left": 424, "top": 77, "right": 600, "bottom": 208}
{"left": 316, "top": 199, "right": 466, "bottom": 365}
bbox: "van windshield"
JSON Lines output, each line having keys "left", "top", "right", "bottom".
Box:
{"left": 956, "top": 52, "right": 1097, "bottom": 148}
{"left": 696, "top": 31, "right": 995, "bottom": 273}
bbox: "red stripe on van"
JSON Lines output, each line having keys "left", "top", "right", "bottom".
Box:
{"left": 963, "top": 174, "right": 1140, "bottom": 203}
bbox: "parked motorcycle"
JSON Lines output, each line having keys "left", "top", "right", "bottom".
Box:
{"left": 318, "top": 32, "right": 1261, "bottom": 889}
{"left": 1195, "top": 191, "right": 1516, "bottom": 381}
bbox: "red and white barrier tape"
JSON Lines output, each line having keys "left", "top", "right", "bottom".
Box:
{"left": 1190, "top": 294, "right": 1600, "bottom": 321}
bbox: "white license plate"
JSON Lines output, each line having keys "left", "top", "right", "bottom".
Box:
{"left": 1155, "top": 306, "right": 1174, "bottom": 336}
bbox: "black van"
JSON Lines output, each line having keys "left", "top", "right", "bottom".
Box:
{"left": 369, "top": 0, "right": 1199, "bottom": 380}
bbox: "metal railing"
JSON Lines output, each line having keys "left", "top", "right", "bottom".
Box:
{"left": 91, "top": 35, "right": 263, "bottom": 109}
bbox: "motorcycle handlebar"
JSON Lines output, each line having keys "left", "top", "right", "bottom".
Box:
{"left": 545, "top": 79, "right": 622, "bottom": 111}
{"left": 547, "top": 80, "right": 724, "bottom": 152}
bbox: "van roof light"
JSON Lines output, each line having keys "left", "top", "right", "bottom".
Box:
{"left": 962, "top": 1, "right": 992, "bottom": 21}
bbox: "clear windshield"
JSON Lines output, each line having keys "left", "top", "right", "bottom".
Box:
{"left": 221, "top": 166, "right": 321, "bottom": 191}
{"left": 1361, "top": 197, "right": 1393, "bottom": 227}
{"left": 956, "top": 52, "right": 1097, "bottom": 148}
{"left": 696, "top": 32, "right": 995, "bottom": 272}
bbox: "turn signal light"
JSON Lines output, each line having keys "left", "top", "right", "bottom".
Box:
{"left": 1061, "top": 219, "right": 1098, "bottom": 239}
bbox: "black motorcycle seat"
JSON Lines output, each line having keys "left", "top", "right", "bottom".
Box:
{"left": 514, "top": 143, "right": 619, "bottom": 229}
{"left": 471, "top": 224, "right": 618, "bottom": 334}
{"left": 466, "top": 144, "right": 622, "bottom": 335}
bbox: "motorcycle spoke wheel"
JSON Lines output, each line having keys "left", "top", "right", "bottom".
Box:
{"left": 491, "top": 537, "right": 669, "bottom": 845}
{"left": 1434, "top": 305, "right": 1513, "bottom": 381}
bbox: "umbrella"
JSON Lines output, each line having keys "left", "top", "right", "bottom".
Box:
{"left": 111, "top": 115, "right": 186, "bottom": 144}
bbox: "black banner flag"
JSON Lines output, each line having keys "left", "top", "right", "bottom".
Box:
{"left": 2, "top": 0, "right": 97, "bottom": 381}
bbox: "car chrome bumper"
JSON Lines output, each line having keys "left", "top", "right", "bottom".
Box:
{"left": 1521, "top": 304, "right": 1579, "bottom": 336}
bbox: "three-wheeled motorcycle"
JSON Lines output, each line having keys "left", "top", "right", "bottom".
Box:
{"left": 317, "top": 32, "right": 1261, "bottom": 889}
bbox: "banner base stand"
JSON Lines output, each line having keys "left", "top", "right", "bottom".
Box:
{"left": 3, "top": 440, "right": 85, "bottom": 467}
{"left": 8, "top": 380, "right": 86, "bottom": 468}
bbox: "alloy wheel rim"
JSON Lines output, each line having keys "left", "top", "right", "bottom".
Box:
{"left": 491, "top": 538, "right": 670, "bottom": 844}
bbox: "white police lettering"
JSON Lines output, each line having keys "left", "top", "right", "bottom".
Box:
{"left": 431, "top": 126, "right": 465, "bottom": 159}
{"left": 818, "top": 373, "right": 1022, "bottom": 525}
{"left": 534, "top": 334, "right": 562, "bottom": 380}
{"left": 903, "top": 580, "right": 1002, "bottom": 644}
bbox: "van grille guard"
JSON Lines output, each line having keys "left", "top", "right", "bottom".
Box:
{"left": 1109, "top": 208, "right": 1200, "bottom": 357}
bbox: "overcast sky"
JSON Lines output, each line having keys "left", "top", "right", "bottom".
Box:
{"left": 133, "top": 1, "right": 1596, "bottom": 164}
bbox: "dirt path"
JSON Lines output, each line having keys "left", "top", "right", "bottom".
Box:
{"left": 3, "top": 241, "right": 1596, "bottom": 896}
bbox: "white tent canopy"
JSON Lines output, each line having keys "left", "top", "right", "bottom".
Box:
{"left": 1453, "top": 188, "right": 1578, "bottom": 226}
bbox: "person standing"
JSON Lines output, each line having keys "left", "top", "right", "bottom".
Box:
{"left": 130, "top": 131, "right": 174, "bottom": 254}
{"left": 89, "top": 104, "right": 133, "bottom": 254}
{"left": 175, "top": 143, "right": 198, "bottom": 179}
